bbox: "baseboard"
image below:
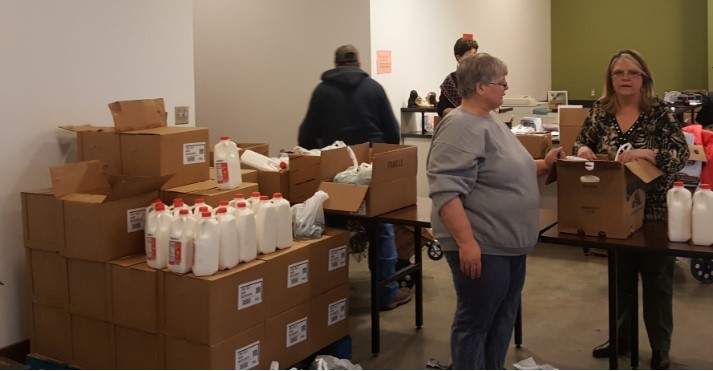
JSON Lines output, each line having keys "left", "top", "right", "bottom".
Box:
{"left": 0, "top": 340, "right": 29, "bottom": 364}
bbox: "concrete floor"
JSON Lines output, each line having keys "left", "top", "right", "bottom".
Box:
{"left": 346, "top": 242, "right": 713, "bottom": 370}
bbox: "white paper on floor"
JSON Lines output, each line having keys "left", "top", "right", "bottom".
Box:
{"left": 514, "top": 357, "right": 558, "bottom": 370}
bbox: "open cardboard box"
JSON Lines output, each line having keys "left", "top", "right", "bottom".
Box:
{"left": 50, "top": 160, "right": 171, "bottom": 261}
{"left": 558, "top": 108, "right": 589, "bottom": 155}
{"left": 160, "top": 179, "right": 259, "bottom": 207}
{"left": 318, "top": 143, "right": 417, "bottom": 217}
{"left": 547, "top": 158, "right": 663, "bottom": 239}
{"left": 108, "top": 98, "right": 167, "bottom": 132}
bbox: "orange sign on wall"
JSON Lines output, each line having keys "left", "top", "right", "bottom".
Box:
{"left": 376, "top": 50, "right": 391, "bottom": 74}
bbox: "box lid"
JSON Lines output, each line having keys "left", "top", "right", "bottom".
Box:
{"left": 548, "top": 158, "right": 663, "bottom": 185}
{"left": 318, "top": 182, "right": 368, "bottom": 213}
{"left": 124, "top": 126, "right": 207, "bottom": 135}
{"left": 58, "top": 124, "right": 115, "bottom": 133}
{"left": 108, "top": 98, "right": 167, "bottom": 132}
{"left": 50, "top": 160, "right": 171, "bottom": 202}
{"left": 689, "top": 145, "right": 707, "bottom": 162}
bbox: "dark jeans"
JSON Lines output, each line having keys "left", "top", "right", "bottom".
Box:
{"left": 445, "top": 252, "right": 526, "bottom": 370}
{"left": 617, "top": 251, "right": 675, "bottom": 351}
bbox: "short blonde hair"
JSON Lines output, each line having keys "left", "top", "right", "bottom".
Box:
{"left": 600, "top": 49, "right": 656, "bottom": 113}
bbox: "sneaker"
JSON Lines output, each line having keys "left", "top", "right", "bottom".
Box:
{"left": 592, "top": 340, "right": 630, "bottom": 358}
{"left": 381, "top": 287, "right": 412, "bottom": 311}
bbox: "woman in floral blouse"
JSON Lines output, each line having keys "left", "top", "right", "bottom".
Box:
{"left": 574, "top": 49, "right": 689, "bottom": 370}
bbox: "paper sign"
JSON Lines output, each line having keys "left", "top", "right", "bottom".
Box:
{"left": 376, "top": 50, "right": 391, "bottom": 74}
{"left": 463, "top": 33, "right": 473, "bottom": 40}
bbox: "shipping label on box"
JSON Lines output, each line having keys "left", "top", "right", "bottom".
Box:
{"left": 238, "top": 278, "right": 264, "bottom": 310}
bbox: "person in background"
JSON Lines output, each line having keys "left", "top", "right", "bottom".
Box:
{"left": 573, "top": 49, "right": 689, "bottom": 370}
{"left": 427, "top": 53, "right": 565, "bottom": 369}
{"left": 437, "top": 37, "right": 479, "bottom": 118}
{"left": 298, "top": 44, "right": 411, "bottom": 311}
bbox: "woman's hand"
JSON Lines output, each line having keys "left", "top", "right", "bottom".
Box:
{"left": 617, "top": 148, "right": 655, "bottom": 164}
{"left": 544, "top": 147, "right": 566, "bottom": 168}
{"left": 577, "top": 146, "right": 597, "bottom": 160}
{"left": 459, "top": 241, "right": 482, "bottom": 279}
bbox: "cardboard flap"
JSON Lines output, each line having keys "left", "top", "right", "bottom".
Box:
{"left": 108, "top": 98, "right": 167, "bottom": 132}
{"left": 689, "top": 145, "right": 707, "bottom": 162}
{"left": 318, "top": 182, "right": 368, "bottom": 212}
{"left": 58, "top": 125, "right": 114, "bottom": 133}
{"left": 624, "top": 159, "right": 663, "bottom": 183}
{"left": 166, "top": 179, "right": 216, "bottom": 193}
{"left": 104, "top": 174, "right": 172, "bottom": 201}
{"left": 50, "top": 160, "right": 111, "bottom": 198}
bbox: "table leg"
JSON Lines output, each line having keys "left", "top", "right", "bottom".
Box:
{"left": 414, "top": 227, "right": 423, "bottom": 328}
{"left": 368, "top": 221, "right": 380, "bottom": 355}
{"left": 608, "top": 249, "right": 619, "bottom": 370}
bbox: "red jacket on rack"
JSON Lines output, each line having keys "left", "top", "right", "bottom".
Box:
{"left": 683, "top": 124, "right": 713, "bottom": 185}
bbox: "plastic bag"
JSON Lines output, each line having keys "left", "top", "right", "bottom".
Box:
{"left": 291, "top": 190, "right": 329, "bottom": 239}
{"left": 309, "top": 355, "right": 362, "bottom": 370}
{"left": 333, "top": 163, "right": 372, "bottom": 185}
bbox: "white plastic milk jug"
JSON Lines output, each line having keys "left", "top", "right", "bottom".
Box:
{"left": 172, "top": 198, "right": 191, "bottom": 218}
{"left": 272, "top": 193, "right": 293, "bottom": 249}
{"left": 193, "top": 212, "right": 220, "bottom": 277}
{"left": 256, "top": 199, "right": 277, "bottom": 254}
{"left": 252, "top": 195, "right": 269, "bottom": 214}
{"left": 235, "top": 201, "right": 258, "bottom": 262}
{"left": 192, "top": 198, "right": 213, "bottom": 216}
{"left": 216, "top": 199, "right": 235, "bottom": 216}
{"left": 216, "top": 207, "right": 240, "bottom": 270}
{"left": 228, "top": 193, "right": 246, "bottom": 211}
{"left": 214, "top": 136, "right": 243, "bottom": 190}
{"left": 168, "top": 209, "right": 196, "bottom": 274}
{"left": 667, "top": 181, "right": 692, "bottom": 242}
{"left": 248, "top": 192, "right": 261, "bottom": 209}
{"left": 692, "top": 184, "right": 713, "bottom": 246}
{"left": 145, "top": 198, "right": 162, "bottom": 220}
{"left": 145, "top": 203, "right": 174, "bottom": 269}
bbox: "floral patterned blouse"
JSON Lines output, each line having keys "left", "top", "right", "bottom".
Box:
{"left": 573, "top": 98, "right": 690, "bottom": 221}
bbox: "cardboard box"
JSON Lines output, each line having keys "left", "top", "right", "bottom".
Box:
{"left": 21, "top": 188, "right": 65, "bottom": 252}
{"left": 115, "top": 326, "right": 165, "bottom": 370}
{"left": 26, "top": 250, "right": 68, "bottom": 307}
{"left": 310, "top": 284, "right": 350, "bottom": 352}
{"left": 108, "top": 98, "right": 167, "bottom": 132}
{"left": 258, "top": 244, "right": 312, "bottom": 318}
{"left": 319, "top": 143, "right": 417, "bottom": 216}
{"left": 59, "top": 125, "right": 122, "bottom": 174}
{"left": 160, "top": 179, "right": 259, "bottom": 208}
{"left": 164, "top": 322, "right": 266, "bottom": 370}
{"left": 30, "top": 302, "right": 72, "bottom": 362}
{"left": 553, "top": 158, "right": 662, "bottom": 239}
{"left": 307, "top": 228, "right": 350, "bottom": 297}
{"left": 516, "top": 132, "right": 552, "bottom": 159}
{"left": 264, "top": 303, "right": 311, "bottom": 369}
{"left": 162, "top": 259, "right": 267, "bottom": 344}
{"left": 244, "top": 154, "right": 321, "bottom": 204}
{"left": 50, "top": 160, "right": 169, "bottom": 262}
{"left": 320, "top": 146, "right": 354, "bottom": 181}
{"left": 558, "top": 108, "right": 589, "bottom": 155}
{"left": 67, "top": 259, "right": 108, "bottom": 321}
{"left": 108, "top": 255, "right": 163, "bottom": 333}
{"left": 71, "top": 315, "right": 116, "bottom": 370}
{"left": 120, "top": 126, "right": 210, "bottom": 189}
{"left": 210, "top": 142, "right": 270, "bottom": 165}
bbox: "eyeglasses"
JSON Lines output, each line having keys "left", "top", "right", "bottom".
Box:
{"left": 610, "top": 71, "right": 644, "bottom": 79}
{"left": 486, "top": 81, "right": 508, "bottom": 89}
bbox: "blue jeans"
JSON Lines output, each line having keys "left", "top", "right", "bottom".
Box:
{"left": 445, "top": 252, "right": 526, "bottom": 370}
{"left": 325, "top": 215, "right": 398, "bottom": 306}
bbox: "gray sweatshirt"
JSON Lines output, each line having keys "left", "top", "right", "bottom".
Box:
{"left": 427, "top": 108, "right": 539, "bottom": 256}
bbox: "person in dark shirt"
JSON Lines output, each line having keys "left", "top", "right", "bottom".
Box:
{"left": 298, "top": 45, "right": 411, "bottom": 311}
{"left": 437, "top": 37, "right": 479, "bottom": 118}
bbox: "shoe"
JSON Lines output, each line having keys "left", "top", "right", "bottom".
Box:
{"left": 651, "top": 350, "right": 670, "bottom": 370}
{"left": 592, "top": 340, "right": 630, "bottom": 358}
{"left": 381, "top": 287, "right": 412, "bottom": 311}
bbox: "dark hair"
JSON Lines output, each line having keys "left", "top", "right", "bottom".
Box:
{"left": 454, "top": 37, "right": 479, "bottom": 58}
{"left": 600, "top": 49, "right": 656, "bottom": 113}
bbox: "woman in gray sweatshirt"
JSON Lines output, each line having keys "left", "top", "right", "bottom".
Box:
{"left": 427, "top": 53, "right": 563, "bottom": 370}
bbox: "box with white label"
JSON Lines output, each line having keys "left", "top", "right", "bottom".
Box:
{"left": 308, "top": 228, "right": 350, "bottom": 297}
{"left": 258, "top": 243, "right": 311, "bottom": 318}
{"left": 310, "top": 283, "right": 350, "bottom": 352}
{"left": 162, "top": 259, "right": 267, "bottom": 345}
{"left": 164, "top": 322, "right": 266, "bottom": 370}
{"left": 264, "top": 303, "right": 311, "bottom": 369}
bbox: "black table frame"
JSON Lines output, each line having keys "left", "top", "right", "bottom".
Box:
{"left": 540, "top": 222, "right": 713, "bottom": 369}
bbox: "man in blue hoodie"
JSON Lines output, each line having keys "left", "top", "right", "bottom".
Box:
{"left": 298, "top": 44, "right": 410, "bottom": 311}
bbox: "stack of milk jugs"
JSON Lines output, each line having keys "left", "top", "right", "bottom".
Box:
{"left": 144, "top": 136, "right": 293, "bottom": 276}
{"left": 667, "top": 182, "right": 713, "bottom": 245}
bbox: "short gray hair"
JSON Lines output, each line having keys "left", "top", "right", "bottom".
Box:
{"left": 456, "top": 53, "right": 508, "bottom": 99}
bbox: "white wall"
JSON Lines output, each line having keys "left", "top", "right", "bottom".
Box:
{"left": 193, "top": 0, "right": 371, "bottom": 154}
{"left": 0, "top": 0, "right": 195, "bottom": 348}
{"left": 370, "top": 0, "right": 551, "bottom": 131}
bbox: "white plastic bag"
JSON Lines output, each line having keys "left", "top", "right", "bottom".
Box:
{"left": 310, "top": 355, "right": 362, "bottom": 370}
{"left": 333, "top": 163, "right": 372, "bottom": 185}
{"left": 291, "top": 190, "right": 329, "bottom": 239}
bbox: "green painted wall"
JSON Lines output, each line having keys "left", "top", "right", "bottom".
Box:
{"left": 552, "top": 0, "right": 708, "bottom": 100}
